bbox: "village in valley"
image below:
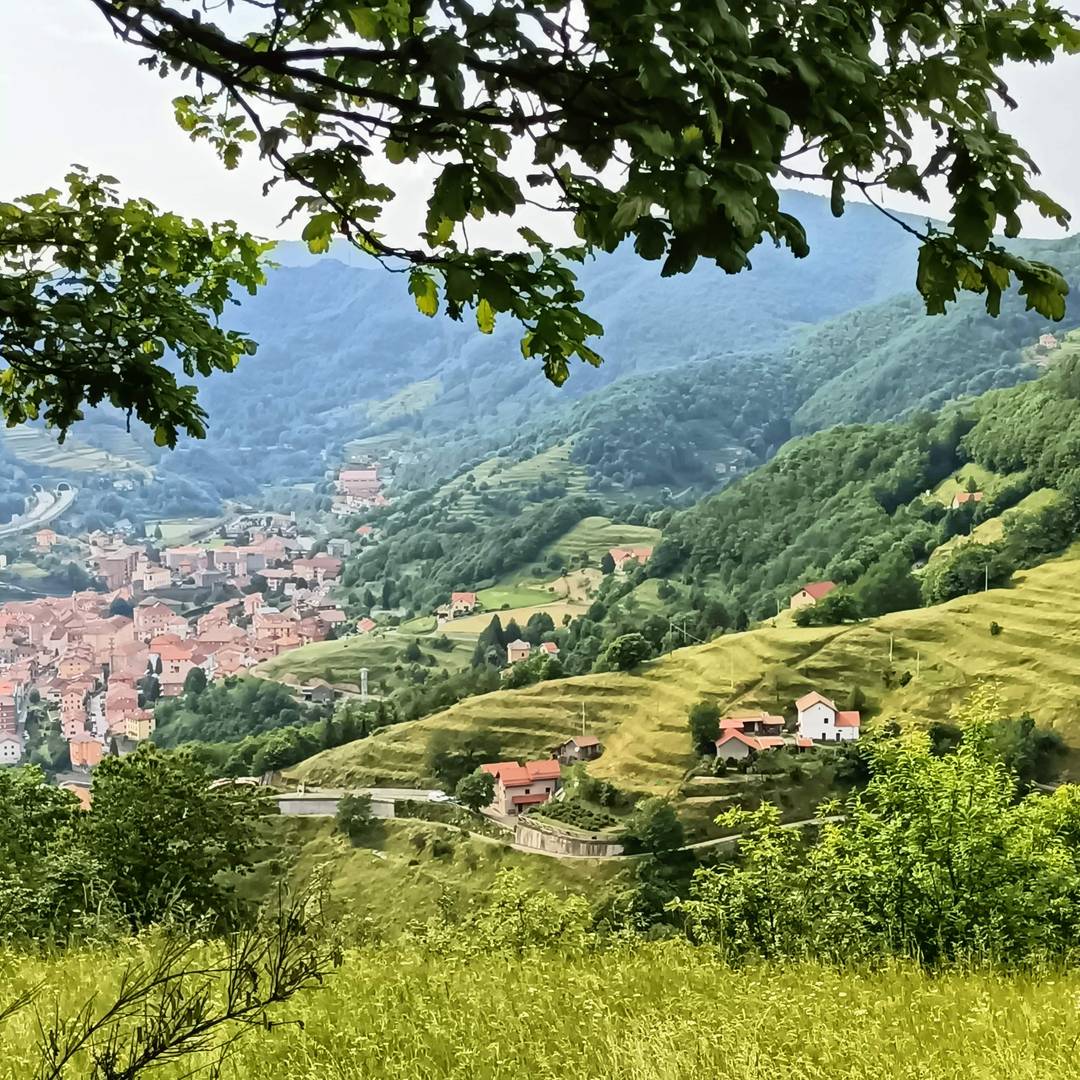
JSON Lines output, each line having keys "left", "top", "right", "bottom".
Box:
{"left": 0, "top": 430, "right": 867, "bottom": 837}
{"left": 0, "top": 462, "right": 394, "bottom": 793}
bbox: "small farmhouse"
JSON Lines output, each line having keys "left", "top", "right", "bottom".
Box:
{"left": 506, "top": 639, "right": 532, "bottom": 664}
{"left": 790, "top": 581, "right": 837, "bottom": 609}
{"left": 796, "top": 691, "right": 861, "bottom": 742}
{"left": 714, "top": 713, "right": 786, "bottom": 760}
{"left": 555, "top": 734, "right": 602, "bottom": 763}
{"left": 480, "top": 759, "right": 562, "bottom": 814}
{"left": 608, "top": 546, "right": 653, "bottom": 572}
{"left": 538, "top": 641, "right": 560, "bottom": 656}
{"left": 950, "top": 490, "right": 984, "bottom": 509}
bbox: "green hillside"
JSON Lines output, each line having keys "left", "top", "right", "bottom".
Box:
{"left": 254, "top": 632, "right": 472, "bottom": 695}
{"left": 238, "top": 817, "right": 619, "bottom": 934}
{"left": 291, "top": 546, "right": 1080, "bottom": 793}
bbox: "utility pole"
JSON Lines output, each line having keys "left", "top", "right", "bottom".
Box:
{"left": 916, "top": 650, "right": 921, "bottom": 679}
{"left": 984, "top": 562, "right": 989, "bottom": 592}
{"left": 889, "top": 633, "right": 894, "bottom": 664}
{"left": 581, "top": 701, "right": 586, "bottom": 737}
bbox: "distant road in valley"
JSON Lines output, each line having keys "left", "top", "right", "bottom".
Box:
{"left": 0, "top": 486, "right": 77, "bottom": 538}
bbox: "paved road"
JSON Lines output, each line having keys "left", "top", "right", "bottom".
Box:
{"left": 0, "top": 487, "right": 77, "bottom": 538}
{"left": 276, "top": 786, "right": 841, "bottom": 861}
{"left": 290, "top": 785, "right": 445, "bottom": 801}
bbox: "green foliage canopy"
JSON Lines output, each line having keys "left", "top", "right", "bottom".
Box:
{"left": 0, "top": 169, "right": 268, "bottom": 444}
{"left": 86, "top": 0, "right": 1077, "bottom": 394}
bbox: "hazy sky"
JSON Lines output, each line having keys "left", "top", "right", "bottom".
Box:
{"left": 3, "top": 0, "right": 1079, "bottom": 243}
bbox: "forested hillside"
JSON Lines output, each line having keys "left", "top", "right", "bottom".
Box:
{"left": 19, "top": 194, "right": 921, "bottom": 506}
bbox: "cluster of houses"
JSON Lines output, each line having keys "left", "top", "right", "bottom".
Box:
{"left": 0, "top": 518, "right": 357, "bottom": 771}
{"left": 714, "top": 690, "right": 861, "bottom": 760}
{"left": 332, "top": 465, "right": 388, "bottom": 516}
{"left": 479, "top": 734, "right": 604, "bottom": 816}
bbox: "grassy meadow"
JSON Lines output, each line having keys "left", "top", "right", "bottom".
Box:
{"left": 238, "top": 817, "right": 620, "bottom": 931}
{"left": 254, "top": 632, "right": 472, "bottom": 694}
{"left": 3, "top": 944, "right": 1078, "bottom": 1080}
{"left": 291, "top": 546, "right": 1080, "bottom": 792}
{"left": 146, "top": 517, "right": 224, "bottom": 544}
{"left": 929, "top": 487, "right": 1061, "bottom": 561}
{"left": 930, "top": 462, "right": 1005, "bottom": 505}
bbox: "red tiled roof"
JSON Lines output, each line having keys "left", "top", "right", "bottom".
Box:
{"left": 836, "top": 711, "right": 861, "bottom": 728}
{"left": 539, "top": 641, "right": 559, "bottom": 655}
{"left": 512, "top": 793, "right": 551, "bottom": 806}
{"left": 952, "top": 491, "right": 983, "bottom": 505}
{"left": 720, "top": 712, "right": 784, "bottom": 730}
{"left": 356, "top": 617, "right": 376, "bottom": 633}
{"left": 795, "top": 691, "right": 836, "bottom": 712}
{"left": 796, "top": 737, "right": 813, "bottom": 748}
{"left": 796, "top": 581, "right": 836, "bottom": 601}
{"left": 716, "top": 731, "right": 785, "bottom": 753}
{"left": 451, "top": 591, "right": 477, "bottom": 604}
{"left": 609, "top": 546, "right": 653, "bottom": 564}
{"left": 569, "top": 735, "right": 600, "bottom": 748}
{"left": 480, "top": 759, "right": 560, "bottom": 786}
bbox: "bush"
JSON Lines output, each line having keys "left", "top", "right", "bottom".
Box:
{"left": 990, "top": 620, "right": 1002, "bottom": 636}
{"left": 335, "top": 792, "right": 374, "bottom": 844}
{"left": 532, "top": 798, "right": 618, "bottom": 832}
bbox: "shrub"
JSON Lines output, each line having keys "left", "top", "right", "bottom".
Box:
{"left": 990, "top": 620, "right": 1002, "bottom": 636}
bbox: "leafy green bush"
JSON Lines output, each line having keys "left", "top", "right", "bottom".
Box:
{"left": 531, "top": 798, "right": 618, "bottom": 832}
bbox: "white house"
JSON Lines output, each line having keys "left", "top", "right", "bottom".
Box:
{"left": 0, "top": 734, "right": 22, "bottom": 766}
{"left": 796, "top": 691, "right": 860, "bottom": 742}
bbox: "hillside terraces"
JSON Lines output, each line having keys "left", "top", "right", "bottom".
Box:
{"left": 290, "top": 546, "right": 1080, "bottom": 793}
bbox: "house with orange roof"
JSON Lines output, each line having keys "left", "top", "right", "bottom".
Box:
{"left": 252, "top": 608, "right": 298, "bottom": 641}
{"left": 796, "top": 691, "right": 861, "bottom": 742}
{"left": 69, "top": 732, "right": 103, "bottom": 769}
{"left": 162, "top": 545, "right": 204, "bottom": 572}
{"left": 356, "top": 617, "right": 376, "bottom": 634}
{"left": 789, "top": 581, "right": 837, "bottom": 610}
{"left": 608, "top": 546, "right": 653, "bottom": 572}
{"left": 197, "top": 622, "right": 247, "bottom": 647}
{"left": 210, "top": 645, "right": 250, "bottom": 678}
{"left": 154, "top": 640, "right": 198, "bottom": 696}
{"left": 291, "top": 556, "right": 342, "bottom": 584}
{"left": 126, "top": 709, "right": 155, "bottom": 742}
{"left": 34, "top": 528, "right": 59, "bottom": 551}
{"left": 105, "top": 680, "right": 140, "bottom": 731}
{"left": 110, "top": 639, "right": 150, "bottom": 679}
{"left": 714, "top": 712, "right": 788, "bottom": 761}
{"left": 449, "top": 591, "right": 477, "bottom": 615}
{"left": 950, "top": 490, "right": 984, "bottom": 510}
{"left": 134, "top": 599, "right": 187, "bottom": 642}
{"left": 479, "top": 759, "right": 562, "bottom": 815}
{"left": 506, "top": 639, "right": 532, "bottom": 664}
{"left": 59, "top": 780, "right": 92, "bottom": 810}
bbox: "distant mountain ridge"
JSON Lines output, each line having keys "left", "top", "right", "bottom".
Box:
{"left": 18, "top": 191, "right": 1080, "bottom": 517}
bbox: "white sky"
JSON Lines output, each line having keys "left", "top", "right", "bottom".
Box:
{"left": 2, "top": 0, "right": 1079, "bottom": 242}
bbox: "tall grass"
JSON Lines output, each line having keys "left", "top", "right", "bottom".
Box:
{"left": 3, "top": 941, "right": 1078, "bottom": 1079}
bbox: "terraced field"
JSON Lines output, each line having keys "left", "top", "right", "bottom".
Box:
{"left": 366, "top": 378, "right": 441, "bottom": 422}
{"left": 3, "top": 427, "right": 152, "bottom": 473}
{"left": 290, "top": 546, "right": 1080, "bottom": 792}
{"left": 254, "top": 631, "right": 472, "bottom": 694}
{"left": 438, "top": 442, "right": 590, "bottom": 520}
{"left": 930, "top": 487, "right": 1061, "bottom": 561}
{"left": 540, "top": 515, "right": 661, "bottom": 565}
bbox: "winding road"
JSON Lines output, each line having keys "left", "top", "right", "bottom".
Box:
{"left": 0, "top": 486, "right": 77, "bottom": 538}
